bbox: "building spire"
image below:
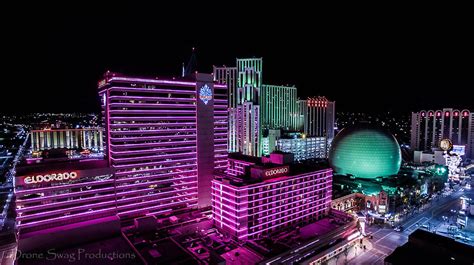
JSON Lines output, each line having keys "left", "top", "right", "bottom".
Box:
{"left": 183, "top": 47, "right": 197, "bottom": 77}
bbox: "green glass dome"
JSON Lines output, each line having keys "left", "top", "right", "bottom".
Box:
{"left": 329, "top": 124, "right": 401, "bottom": 179}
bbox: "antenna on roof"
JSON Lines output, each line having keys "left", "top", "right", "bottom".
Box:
{"left": 183, "top": 47, "right": 197, "bottom": 78}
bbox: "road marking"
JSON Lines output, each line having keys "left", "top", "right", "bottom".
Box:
{"left": 376, "top": 243, "right": 394, "bottom": 252}
{"left": 405, "top": 217, "right": 428, "bottom": 232}
{"left": 372, "top": 255, "right": 385, "bottom": 265}
{"left": 375, "top": 232, "right": 394, "bottom": 244}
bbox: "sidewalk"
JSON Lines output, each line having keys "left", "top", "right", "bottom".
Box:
{"left": 326, "top": 238, "right": 373, "bottom": 265}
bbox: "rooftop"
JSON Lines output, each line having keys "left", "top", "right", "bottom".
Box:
{"left": 217, "top": 153, "right": 330, "bottom": 187}
{"left": 385, "top": 229, "right": 474, "bottom": 265}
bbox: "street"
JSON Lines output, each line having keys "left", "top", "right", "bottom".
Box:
{"left": 348, "top": 186, "right": 473, "bottom": 265}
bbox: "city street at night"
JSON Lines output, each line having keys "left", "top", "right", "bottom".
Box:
{"left": 349, "top": 184, "right": 474, "bottom": 264}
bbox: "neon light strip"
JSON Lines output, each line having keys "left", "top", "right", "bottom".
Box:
{"left": 211, "top": 176, "right": 331, "bottom": 197}
{"left": 19, "top": 207, "right": 117, "bottom": 229}
{"left": 109, "top": 85, "right": 196, "bottom": 94}
{"left": 115, "top": 164, "right": 196, "bottom": 177}
{"left": 109, "top": 103, "right": 196, "bottom": 108}
{"left": 211, "top": 211, "right": 242, "bottom": 227}
{"left": 116, "top": 193, "right": 197, "bottom": 212}
{"left": 117, "top": 201, "right": 198, "bottom": 217}
{"left": 17, "top": 186, "right": 115, "bottom": 204}
{"left": 110, "top": 129, "right": 196, "bottom": 136}
{"left": 212, "top": 190, "right": 331, "bottom": 213}
{"left": 211, "top": 183, "right": 331, "bottom": 205}
{"left": 109, "top": 109, "right": 196, "bottom": 114}
{"left": 109, "top": 116, "right": 196, "bottom": 121}
{"left": 110, "top": 135, "right": 196, "bottom": 141}
{"left": 240, "top": 208, "right": 328, "bottom": 238}
{"left": 17, "top": 193, "right": 117, "bottom": 214}
{"left": 213, "top": 218, "right": 248, "bottom": 232}
{"left": 213, "top": 170, "right": 332, "bottom": 191}
{"left": 110, "top": 141, "right": 196, "bottom": 149}
{"left": 213, "top": 196, "right": 331, "bottom": 221}
{"left": 113, "top": 158, "right": 196, "bottom": 169}
{"left": 109, "top": 123, "right": 196, "bottom": 128}
{"left": 108, "top": 76, "right": 226, "bottom": 88}
{"left": 112, "top": 152, "right": 196, "bottom": 163}
{"left": 111, "top": 146, "right": 195, "bottom": 156}
{"left": 115, "top": 177, "right": 196, "bottom": 190}
{"left": 108, "top": 95, "right": 196, "bottom": 102}
{"left": 15, "top": 179, "right": 115, "bottom": 196}
{"left": 19, "top": 191, "right": 197, "bottom": 221}
{"left": 19, "top": 185, "right": 197, "bottom": 214}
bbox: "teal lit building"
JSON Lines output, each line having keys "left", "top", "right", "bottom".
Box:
{"left": 260, "top": 84, "right": 299, "bottom": 131}
{"left": 329, "top": 124, "right": 402, "bottom": 179}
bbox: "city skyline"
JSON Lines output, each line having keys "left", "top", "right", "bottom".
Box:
{"left": 8, "top": 6, "right": 474, "bottom": 114}
{"left": 2, "top": 5, "right": 474, "bottom": 265}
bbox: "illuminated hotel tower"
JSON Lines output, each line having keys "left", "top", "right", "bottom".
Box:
{"left": 31, "top": 128, "right": 104, "bottom": 152}
{"left": 213, "top": 66, "right": 238, "bottom": 152}
{"left": 260, "top": 84, "right": 299, "bottom": 131}
{"left": 299, "top": 96, "right": 336, "bottom": 144}
{"left": 98, "top": 72, "right": 227, "bottom": 218}
{"left": 236, "top": 58, "right": 262, "bottom": 156}
{"left": 411, "top": 109, "right": 473, "bottom": 158}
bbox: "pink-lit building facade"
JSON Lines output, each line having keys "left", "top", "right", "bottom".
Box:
{"left": 15, "top": 159, "right": 119, "bottom": 251}
{"left": 98, "top": 72, "right": 228, "bottom": 218}
{"left": 212, "top": 153, "right": 333, "bottom": 240}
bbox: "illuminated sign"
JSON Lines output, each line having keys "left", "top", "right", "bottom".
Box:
{"left": 199, "top": 84, "right": 212, "bottom": 105}
{"left": 452, "top": 145, "right": 465, "bottom": 156}
{"left": 378, "top": 205, "right": 386, "bottom": 214}
{"left": 439, "top": 138, "right": 453, "bottom": 151}
{"left": 263, "top": 166, "right": 289, "bottom": 179}
{"left": 20, "top": 171, "right": 79, "bottom": 185}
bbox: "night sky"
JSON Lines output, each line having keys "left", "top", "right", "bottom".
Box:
{"left": 7, "top": 4, "right": 474, "bottom": 114}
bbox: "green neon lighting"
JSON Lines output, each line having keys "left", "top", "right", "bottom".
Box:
{"left": 329, "top": 125, "right": 402, "bottom": 179}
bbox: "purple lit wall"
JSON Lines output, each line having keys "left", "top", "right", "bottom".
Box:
{"left": 14, "top": 160, "right": 116, "bottom": 234}
{"left": 98, "top": 72, "right": 227, "bottom": 218}
{"left": 211, "top": 167, "right": 333, "bottom": 240}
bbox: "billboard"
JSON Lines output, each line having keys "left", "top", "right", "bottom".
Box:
{"left": 451, "top": 145, "right": 465, "bottom": 156}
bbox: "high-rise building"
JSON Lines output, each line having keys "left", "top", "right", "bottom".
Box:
{"left": 213, "top": 66, "right": 237, "bottom": 108}
{"left": 410, "top": 109, "right": 473, "bottom": 158}
{"left": 31, "top": 128, "right": 104, "bottom": 152}
{"left": 299, "top": 96, "right": 336, "bottom": 149}
{"left": 277, "top": 135, "right": 327, "bottom": 161}
{"left": 260, "top": 84, "right": 299, "bottom": 131}
{"left": 212, "top": 152, "right": 332, "bottom": 240}
{"left": 215, "top": 58, "right": 335, "bottom": 158}
{"left": 236, "top": 58, "right": 262, "bottom": 104}
{"left": 98, "top": 72, "right": 227, "bottom": 218}
{"left": 15, "top": 159, "right": 118, "bottom": 251}
{"left": 234, "top": 58, "right": 263, "bottom": 156}
{"left": 213, "top": 66, "right": 238, "bottom": 153}
{"left": 236, "top": 102, "right": 260, "bottom": 156}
